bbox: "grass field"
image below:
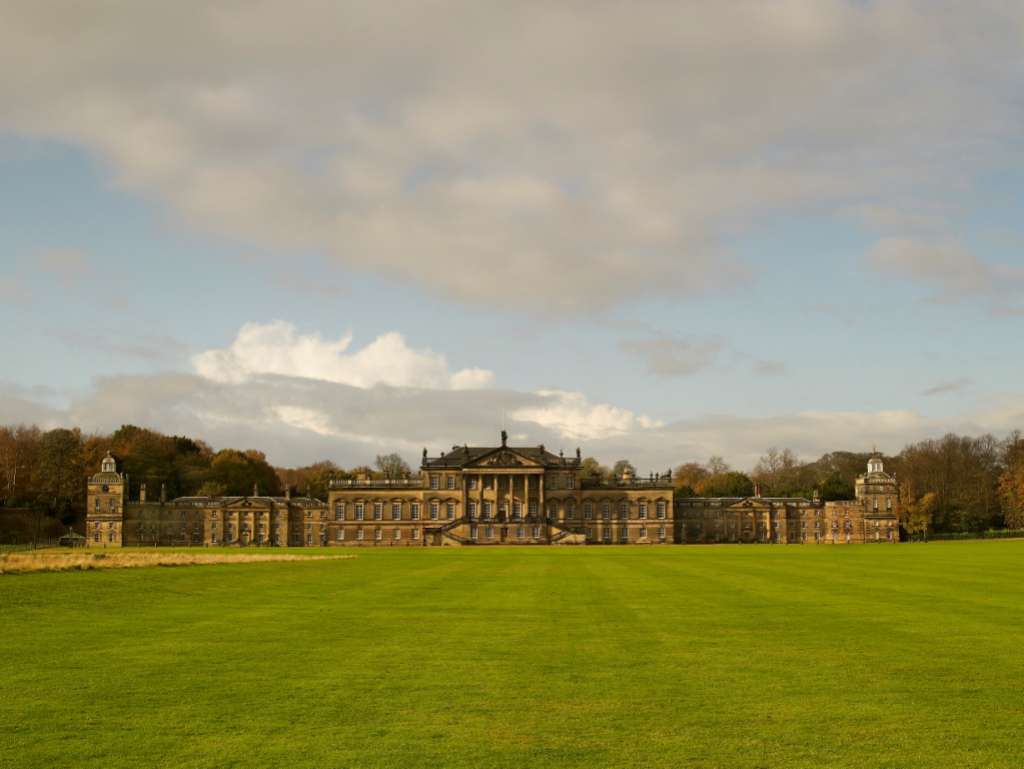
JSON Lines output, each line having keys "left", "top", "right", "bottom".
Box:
{"left": 2, "top": 542, "right": 1022, "bottom": 769}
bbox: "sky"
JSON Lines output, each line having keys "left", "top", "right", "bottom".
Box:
{"left": 1, "top": 1, "right": 1023, "bottom": 472}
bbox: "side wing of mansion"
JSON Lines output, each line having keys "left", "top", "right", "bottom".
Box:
{"left": 86, "top": 432, "right": 900, "bottom": 548}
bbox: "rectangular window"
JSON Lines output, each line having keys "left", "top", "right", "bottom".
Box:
{"left": 446, "top": 475, "right": 456, "bottom": 490}
{"left": 638, "top": 503, "right": 647, "bottom": 519}
{"left": 471, "top": 525, "right": 478, "bottom": 540}
{"left": 374, "top": 528, "right": 382, "bottom": 541}
{"left": 513, "top": 501, "right": 522, "bottom": 520}
{"left": 485, "top": 525, "right": 493, "bottom": 540}
{"left": 658, "top": 525, "right": 666, "bottom": 541}
{"left": 357, "top": 528, "right": 364, "bottom": 541}
{"left": 483, "top": 501, "right": 492, "bottom": 519}
{"left": 391, "top": 502, "right": 401, "bottom": 520}
{"left": 355, "top": 502, "right": 365, "bottom": 521}
{"left": 334, "top": 502, "right": 345, "bottom": 520}
{"left": 532, "top": 525, "right": 540, "bottom": 539}
{"left": 567, "top": 476, "right": 575, "bottom": 490}
{"left": 468, "top": 477, "right": 478, "bottom": 490}
{"left": 411, "top": 502, "right": 420, "bottom": 520}
{"left": 337, "top": 529, "right": 345, "bottom": 541}
{"left": 656, "top": 501, "right": 666, "bottom": 519}
{"left": 306, "top": 534, "right": 312, "bottom": 546}
{"left": 516, "top": 526, "right": 525, "bottom": 539}
{"left": 211, "top": 533, "right": 217, "bottom": 544}
{"left": 602, "top": 502, "right": 611, "bottom": 521}
{"left": 529, "top": 501, "right": 538, "bottom": 516}
{"left": 639, "top": 526, "right": 647, "bottom": 538}
{"left": 373, "top": 501, "right": 383, "bottom": 520}
{"left": 620, "top": 528, "right": 629, "bottom": 543}
{"left": 94, "top": 498, "right": 100, "bottom": 510}
{"left": 584, "top": 502, "right": 593, "bottom": 520}
{"left": 393, "top": 528, "right": 401, "bottom": 540}
{"left": 430, "top": 475, "right": 439, "bottom": 490}
{"left": 446, "top": 502, "right": 455, "bottom": 520}
{"left": 468, "top": 501, "right": 477, "bottom": 519}
{"left": 412, "top": 528, "right": 420, "bottom": 540}
{"left": 430, "top": 501, "right": 439, "bottom": 520}
{"left": 619, "top": 501, "right": 629, "bottom": 519}
{"left": 602, "top": 528, "right": 611, "bottom": 543}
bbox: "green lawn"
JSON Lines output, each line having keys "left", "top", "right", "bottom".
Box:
{"left": 2, "top": 542, "right": 1022, "bottom": 769}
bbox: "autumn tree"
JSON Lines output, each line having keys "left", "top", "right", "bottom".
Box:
{"left": 579, "top": 457, "right": 609, "bottom": 483}
{"left": 375, "top": 453, "right": 412, "bottom": 480}
{"left": 998, "top": 433, "right": 1024, "bottom": 528}
{"left": 612, "top": 459, "right": 636, "bottom": 479}
{"left": 698, "top": 471, "right": 754, "bottom": 498}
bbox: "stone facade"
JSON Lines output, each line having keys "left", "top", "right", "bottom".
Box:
{"left": 85, "top": 439, "right": 899, "bottom": 547}
{"left": 676, "top": 454, "right": 900, "bottom": 544}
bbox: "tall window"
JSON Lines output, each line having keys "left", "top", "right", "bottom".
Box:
{"left": 567, "top": 475, "right": 575, "bottom": 490}
{"left": 658, "top": 525, "right": 666, "bottom": 541}
{"left": 337, "top": 529, "right": 345, "bottom": 542}
{"left": 468, "top": 477, "right": 478, "bottom": 491}
{"left": 638, "top": 502, "right": 647, "bottom": 519}
{"left": 334, "top": 502, "right": 345, "bottom": 521}
{"left": 513, "top": 501, "right": 522, "bottom": 520}
{"left": 430, "top": 501, "right": 439, "bottom": 520}
{"left": 357, "top": 528, "right": 364, "bottom": 541}
{"left": 516, "top": 526, "right": 525, "bottom": 539}
{"left": 566, "top": 501, "right": 575, "bottom": 520}
{"left": 470, "top": 525, "right": 478, "bottom": 540}
{"left": 619, "top": 501, "right": 629, "bottom": 519}
{"left": 532, "top": 525, "right": 540, "bottom": 539}
{"left": 355, "top": 502, "right": 365, "bottom": 521}
{"left": 446, "top": 502, "right": 455, "bottom": 520}
{"left": 94, "top": 498, "right": 100, "bottom": 510}
{"left": 375, "top": 528, "right": 383, "bottom": 541}
{"left": 373, "top": 501, "right": 383, "bottom": 520}
{"left": 391, "top": 502, "right": 401, "bottom": 520}
{"left": 529, "top": 501, "right": 538, "bottom": 517}
{"left": 620, "top": 527, "right": 629, "bottom": 543}
{"left": 485, "top": 526, "right": 493, "bottom": 540}
{"left": 639, "top": 526, "right": 647, "bottom": 539}
{"left": 412, "top": 528, "right": 420, "bottom": 540}
{"left": 468, "top": 501, "right": 477, "bottom": 519}
{"left": 393, "top": 528, "right": 401, "bottom": 541}
{"left": 656, "top": 501, "right": 666, "bottom": 519}
{"left": 446, "top": 475, "right": 456, "bottom": 490}
{"left": 601, "top": 502, "right": 611, "bottom": 521}
{"left": 430, "top": 475, "right": 439, "bottom": 490}
{"left": 411, "top": 502, "right": 420, "bottom": 520}
{"left": 584, "top": 502, "right": 593, "bottom": 520}
{"left": 483, "top": 501, "right": 492, "bottom": 519}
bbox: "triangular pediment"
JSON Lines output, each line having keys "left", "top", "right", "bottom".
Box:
{"left": 725, "top": 497, "right": 771, "bottom": 510}
{"left": 465, "top": 447, "right": 544, "bottom": 468}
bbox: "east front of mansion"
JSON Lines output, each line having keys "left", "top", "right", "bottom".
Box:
{"left": 86, "top": 432, "right": 900, "bottom": 547}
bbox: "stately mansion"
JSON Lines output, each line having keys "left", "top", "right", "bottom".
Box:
{"left": 86, "top": 432, "right": 900, "bottom": 548}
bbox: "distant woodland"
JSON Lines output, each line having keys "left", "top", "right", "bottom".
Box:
{"left": 2, "top": 423, "right": 1024, "bottom": 542}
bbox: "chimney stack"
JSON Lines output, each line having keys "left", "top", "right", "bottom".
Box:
{"left": 140, "top": 483, "right": 147, "bottom": 503}
{"left": 253, "top": 482, "right": 259, "bottom": 498}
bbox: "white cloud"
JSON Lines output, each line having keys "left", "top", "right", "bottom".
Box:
{"left": 619, "top": 337, "right": 722, "bottom": 378}
{"left": 192, "top": 321, "right": 493, "bottom": 390}
{"left": 511, "top": 389, "right": 662, "bottom": 441}
{"left": 7, "top": 373, "right": 1024, "bottom": 472}
{"left": 2, "top": 2, "right": 1020, "bottom": 311}
{"left": 865, "top": 237, "right": 1024, "bottom": 313}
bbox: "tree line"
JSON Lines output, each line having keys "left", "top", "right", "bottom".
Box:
{"left": 3, "top": 423, "right": 1024, "bottom": 540}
